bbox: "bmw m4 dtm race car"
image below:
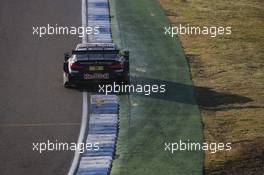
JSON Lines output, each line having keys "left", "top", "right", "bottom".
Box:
{"left": 63, "top": 43, "right": 129, "bottom": 88}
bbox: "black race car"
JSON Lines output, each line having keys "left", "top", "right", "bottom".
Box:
{"left": 63, "top": 43, "right": 129, "bottom": 88}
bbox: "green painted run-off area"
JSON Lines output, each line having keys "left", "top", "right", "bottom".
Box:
{"left": 110, "top": 0, "right": 204, "bottom": 174}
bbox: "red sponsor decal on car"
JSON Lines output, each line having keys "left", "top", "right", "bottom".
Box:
{"left": 84, "top": 73, "right": 109, "bottom": 80}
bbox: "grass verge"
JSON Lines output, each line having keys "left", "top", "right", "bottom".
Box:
{"left": 159, "top": 0, "right": 264, "bottom": 174}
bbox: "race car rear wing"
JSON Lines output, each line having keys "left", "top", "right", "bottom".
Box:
{"left": 72, "top": 49, "right": 120, "bottom": 55}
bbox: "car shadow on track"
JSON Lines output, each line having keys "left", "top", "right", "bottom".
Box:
{"left": 69, "top": 83, "right": 130, "bottom": 95}
{"left": 68, "top": 83, "right": 103, "bottom": 93}
{"left": 66, "top": 76, "right": 253, "bottom": 110}
{"left": 130, "top": 76, "right": 253, "bottom": 109}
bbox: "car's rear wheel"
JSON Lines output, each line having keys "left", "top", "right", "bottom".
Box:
{"left": 122, "top": 72, "right": 130, "bottom": 85}
{"left": 63, "top": 72, "right": 71, "bottom": 88}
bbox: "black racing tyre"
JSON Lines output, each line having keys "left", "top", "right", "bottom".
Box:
{"left": 123, "top": 72, "right": 130, "bottom": 85}
{"left": 63, "top": 72, "right": 71, "bottom": 88}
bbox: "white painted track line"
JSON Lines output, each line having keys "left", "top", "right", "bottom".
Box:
{"left": 68, "top": 0, "right": 90, "bottom": 174}
{"left": 68, "top": 91, "right": 88, "bottom": 175}
{"left": 82, "top": 0, "right": 88, "bottom": 43}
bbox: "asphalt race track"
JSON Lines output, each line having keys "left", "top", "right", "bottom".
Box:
{"left": 0, "top": 0, "right": 83, "bottom": 174}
